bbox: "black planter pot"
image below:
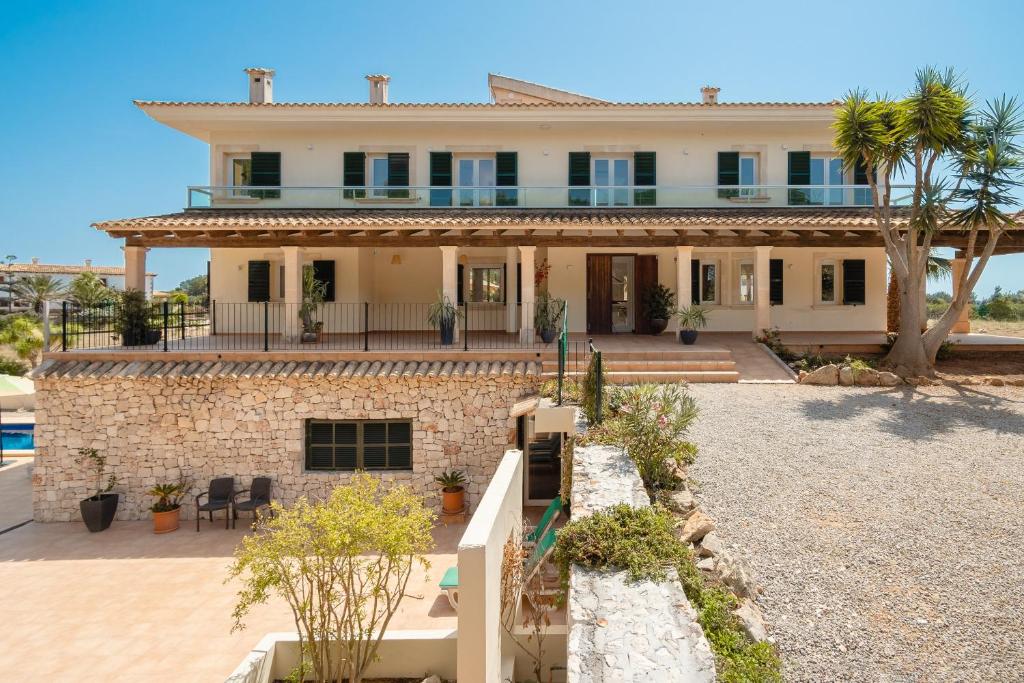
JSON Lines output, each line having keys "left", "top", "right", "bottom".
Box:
{"left": 539, "top": 327, "right": 557, "bottom": 344}
{"left": 650, "top": 318, "right": 669, "bottom": 335}
{"left": 679, "top": 330, "right": 699, "bottom": 345}
{"left": 80, "top": 493, "right": 119, "bottom": 532}
{"left": 439, "top": 321, "right": 455, "bottom": 346}
{"left": 122, "top": 328, "right": 162, "bottom": 347}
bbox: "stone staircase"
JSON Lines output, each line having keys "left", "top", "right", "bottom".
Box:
{"left": 541, "top": 346, "right": 740, "bottom": 383}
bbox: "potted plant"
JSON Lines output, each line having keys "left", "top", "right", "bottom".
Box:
{"left": 642, "top": 283, "right": 675, "bottom": 335}
{"left": 427, "top": 291, "right": 463, "bottom": 346}
{"left": 434, "top": 469, "right": 467, "bottom": 514}
{"left": 118, "top": 288, "right": 160, "bottom": 346}
{"left": 75, "top": 447, "right": 118, "bottom": 532}
{"left": 534, "top": 291, "right": 566, "bottom": 343}
{"left": 676, "top": 305, "right": 709, "bottom": 345}
{"left": 298, "top": 265, "right": 327, "bottom": 343}
{"left": 148, "top": 479, "right": 190, "bottom": 534}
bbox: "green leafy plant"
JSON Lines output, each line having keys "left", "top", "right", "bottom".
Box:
{"left": 74, "top": 447, "right": 117, "bottom": 500}
{"left": 117, "top": 288, "right": 155, "bottom": 345}
{"left": 68, "top": 271, "right": 113, "bottom": 308}
{"left": 426, "top": 291, "right": 463, "bottom": 330}
{"left": 642, "top": 283, "right": 676, "bottom": 321}
{"left": 677, "top": 305, "right": 710, "bottom": 331}
{"left": 533, "top": 291, "right": 566, "bottom": 333}
{"left": 581, "top": 352, "right": 607, "bottom": 424}
{"left": 433, "top": 469, "right": 466, "bottom": 491}
{"left": 148, "top": 479, "right": 190, "bottom": 513}
{"left": 299, "top": 265, "right": 327, "bottom": 335}
{"left": 0, "top": 314, "right": 43, "bottom": 365}
{"left": 229, "top": 474, "right": 435, "bottom": 683}
{"left": 12, "top": 274, "right": 66, "bottom": 314}
{"left": 0, "top": 357, "right": 29, "bottom": 376}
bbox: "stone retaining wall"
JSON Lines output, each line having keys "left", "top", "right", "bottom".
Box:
{"left": 32, "top": 371, "right": 539, "bottom": 522}
{"left": 566, "top": 444, "right": 716, "bottom": 682}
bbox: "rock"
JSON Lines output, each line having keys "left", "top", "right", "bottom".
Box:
{"left": 678, "top": 511, "right": 716, "bottom": 544}
{"left": 668, "top": 488, "right": 696, "bottom": 514}
{"left": 421, "top": 676, "right": 442, "bottom": 683}
{"left": 698, "top": 531, "right": 725, "bottom": 558}
{"left": 696, "top": 557, "right": 716, "bottom": 571}
{"left": 877, "top": 371, "right": 901, "bottom": 387}
{"left": 798, "top": 370, "right": 808, "bottom": 381}
{"left": 839, "top": 366, "right": 855, "bottom": 386}
{"left": 987, "top": 377, "right": 1006, "bottom": 387}
{"left": 716, "top": 551, "right": 762, "bottom": 599}
{"left": 801, "top": 364, "right": 839, "bottom": 386}
{"left": 734, "top": 599, "right": 769, "bottom": 643}
{"left": 854, "top": 368, "right": 881, "bottom": 386}
{"left": 1011, "top": 378, "right": 1024, "bottom": 387}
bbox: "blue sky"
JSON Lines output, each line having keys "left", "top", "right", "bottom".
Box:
{"left": 1, "top": 0, "right": 1021, "bottom": 295}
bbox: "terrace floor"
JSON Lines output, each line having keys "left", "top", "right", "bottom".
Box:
{"left": 0, "top": 504, "right": 464, "bottom": 680}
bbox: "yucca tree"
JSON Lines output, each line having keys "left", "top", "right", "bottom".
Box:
{"left": 12, "top": 275, "right": 67, "bottom": 314}
{"left": 886, "top": 251, "right": 953, "bottom": 332}
{"left": 834, "top": 68, "right": 1022, "bottom": 376}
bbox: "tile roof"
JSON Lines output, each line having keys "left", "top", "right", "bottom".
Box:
{"left": 4, "top": 263, "right": 156, "bottom": 276}
{"left": 32, "top": 358, "right": 540, "bottom": 380}
{"left": 134, "top": 100, "right": 840, "bottom": 109}
{"left": 94, "top": 207, "right": 905, "bottom": 232}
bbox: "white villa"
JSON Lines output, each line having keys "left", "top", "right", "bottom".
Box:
{"left": 2, "top": 258, "right": 156, "bottom": 300}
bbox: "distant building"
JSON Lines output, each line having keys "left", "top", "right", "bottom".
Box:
{"left": 1, "top": 257, "right": 157, "bottom": 301}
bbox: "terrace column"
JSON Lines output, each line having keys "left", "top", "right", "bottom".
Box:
{"left": 519, "top": 245, "right": 536, "bottom": 343}
{"left": 951, "top": 256, "right": 971, "bottom": 333}
{"left": 282, "top": 246, "right": 303, "bottom": 341}
{"left": 675, "top": 246, "right": 693, "bottom": 331}
{"left": 754, "top": 246, "right": 772, "bottom": 339}
{"left": 505, "top": 246, "right": 518, "bottom": 333}
{"left": 123, "top": 245, "right": 148, "bottom": 294}
{"left": 440, "top": 245, "right": 459, "bottom": 342}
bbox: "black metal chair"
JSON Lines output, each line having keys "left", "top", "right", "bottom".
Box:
{"left": 196, "top": 477, "right": 235, "bottom": 531}
{"left": 232, "top": 477, "right": 273, "bottom": 529}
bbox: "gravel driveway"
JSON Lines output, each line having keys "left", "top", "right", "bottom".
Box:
{"left": 686, "top": 384, "right": 1024, "bottom": 682}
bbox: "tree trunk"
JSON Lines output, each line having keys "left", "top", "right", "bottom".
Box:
{"left": 881, "top": 271, "right": 933, "bottom": 376}
{"left": 886, "top": 268, "right": 900, "bottom": 333}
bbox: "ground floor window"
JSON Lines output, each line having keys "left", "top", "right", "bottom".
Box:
{"left": 701, "top": 262, "right": 718, "bottom": 304}
{"left": 468, "top": 265, "right": 503, "bottom": 302}
{"left": 737, "top": 261, "right": 755, "bottom": 304}
{"left": 819, "top": 260, "right": 837, "bottom": 304}
{"left": 305, "top": 419, "right": 412, "bottom": 471}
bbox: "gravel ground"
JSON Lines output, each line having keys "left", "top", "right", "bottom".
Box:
{"left": 686, "top": 384, "right": 1024, "bottom": 683}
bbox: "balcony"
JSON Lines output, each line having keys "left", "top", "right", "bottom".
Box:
{"left": 187, "top": 185, "right": 907, "bottom": 211}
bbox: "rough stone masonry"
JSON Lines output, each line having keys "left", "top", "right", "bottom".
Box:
{"left": 31, "top": 359, "right": 540, "bottom": 521}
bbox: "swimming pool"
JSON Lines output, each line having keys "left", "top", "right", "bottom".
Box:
{"left": 0, "top": 424, "right": 33, "bottom": 450}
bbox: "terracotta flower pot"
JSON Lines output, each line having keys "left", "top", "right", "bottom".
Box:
{"left": 441, "top": 487, "right": 465, "bottom": 514}
{"left": 152, "top": 507, "right": 181, "bottom": 534}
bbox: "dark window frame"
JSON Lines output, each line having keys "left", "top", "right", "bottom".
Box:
{"left": 305, "top": 419, "right": 413, "bottom": 472}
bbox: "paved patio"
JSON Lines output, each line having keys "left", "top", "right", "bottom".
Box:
{"left": 0, "top": 483, "right": 463, "bottom": 680}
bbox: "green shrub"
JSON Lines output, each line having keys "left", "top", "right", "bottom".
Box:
{"left": 0, "top": 357, "right": 28, "bottom": 376}
{"left": 581, "top": 353, "right": 608, "bottom": 424}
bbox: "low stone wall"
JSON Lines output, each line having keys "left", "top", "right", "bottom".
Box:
{"left": 32, "top": 366, "right": 539, "bottom": 522}
{"left": 566, "top": 444, "right": 716, "bottom": 682}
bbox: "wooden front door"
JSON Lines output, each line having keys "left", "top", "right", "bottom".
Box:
{"left": 634, "top": 255, "right": 658, "bottom": 334}
{"left": 586, "top": 254, "right": 613, "bottom": 334}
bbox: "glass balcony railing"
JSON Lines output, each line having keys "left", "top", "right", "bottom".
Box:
{"left": 187, "top": 185, "right": 910, "bottom": 210}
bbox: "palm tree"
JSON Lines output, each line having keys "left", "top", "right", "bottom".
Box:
{"left": 68, "top": 271, "right": 113, "bottom": 308}
{"left": 12, "top": 275, "right": 67, "bottom": 314}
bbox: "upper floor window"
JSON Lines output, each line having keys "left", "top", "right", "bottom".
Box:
{"left": 458, "top": 157, "right": 496, "bottom": 207}
{"left": 593, "top": 157, "right": 630, "bottom": 207}
{"left": 305, "top": 419, "right": 412, "bottom": 471}
{"left": 717, "top": 152, "right": 760, "bottom": 199}
{"left": 224, "top": 152, "right": 280, "bottom": 199}
{"left": 343, "top": 152, "right": 409, "bottom": 199}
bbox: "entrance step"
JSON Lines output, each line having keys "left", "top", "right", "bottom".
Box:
{"left": 540, "top": 359, "right": 737, "bottom": 373}
{"left": 607, "top": 370, "right": 740, "bottom": 384}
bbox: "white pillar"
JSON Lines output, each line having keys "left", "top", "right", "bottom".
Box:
{"left": 754, "top": 246, "right": 772, "bottom": 339}
{"left": 281, "top": 246, "right": 303, "bottom": 341}
{"left": 951, "top": 256, "right": 971, "bottom": 333}
{"left": 505, "top": 246, "right": 518, "bottom": 333}
{"left": 124, "top": 245, "right": 148, "bottom": 294}
{"left": 440, "top": 246, "right": 459, "bottom": 341}
{"left": 675, "top": 246, "right": 693, "bottom": 331}
{"left": 519, "top": 245, "right": 536, "bottom": 342}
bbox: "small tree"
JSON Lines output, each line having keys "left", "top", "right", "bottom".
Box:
{"left": 833, "top": 68, "right": 1023, "bottom": 375}
{"left": 228, "top": 474, "right": 435, "bottom": 683}
{"left": 177, "top": 274, "right": 208, "bottom": 303}
{"left": 12, "top": 274, "right": 66, "bottom": 314}
{"left": 0, "top": 315, "right": 44, "bottom": 366}
{"left": 68, "top": 272, "right": 114, "bottom": 308}
{"left": 74, "top": 447, "right": 117, "bottom": 500}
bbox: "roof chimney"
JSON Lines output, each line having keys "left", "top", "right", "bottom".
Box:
{"left": 366, "top": 74, "right": 391, "bottom": 104}
{"left": 701, "top": 86, "right": 720, "bottom": 105}
{"left": 245, "top": 67, "right": 275, "bottom": 104}
{"left": 31, "top": 257, "right": 39, "bottom": 265}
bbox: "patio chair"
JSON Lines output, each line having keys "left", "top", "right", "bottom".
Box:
{"left": 232, "top": 477, "right": 273, "bottom": 529}
{"left": 195, "top": 476, "right": 235, "bottom": 531}
{"left": 525, "top": 497, "right": 563, "bottom": 549}
{"left": 524, "top": 527, "right": 560, "bottom": 613}
{"left": 439, "top": 566, "right": 460, "bottom": 611}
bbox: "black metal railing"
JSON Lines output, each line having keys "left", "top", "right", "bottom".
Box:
{"left": 55, "top": 300, "right": 564, "bottom": 352}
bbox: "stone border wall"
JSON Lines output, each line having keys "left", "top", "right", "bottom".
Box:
{"left": 566, "top": 443, "right": 716, "bottom": 682}
{"left": 32, "top": 371, "right": 539, "bottom": 521}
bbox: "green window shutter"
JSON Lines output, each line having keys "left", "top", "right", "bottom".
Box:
{"left": 634, "top": 151, "right": 656, "bottom": 206}
{"left": 343, "top": 152, "right": 366, "bottom": 199}
{"left": 457, "top": 264, "right": 465, "bottom": 304}
{"left": 387, "top": 153, "right": 409, "bottom": 198}
{"left": 429, "top": 152, "right": 453, "bottom": 207}
{"left": 717, "top": 152, "right": 739, "bottom": 199}
{"left": 247, "top": 260, "right": 270, "bottom": 302}
{"left": 313, "top": 260, "right": 336, "bottom": 302}
{"left": 842, "top": 259, "right": 866, "bottom": 305}
{"left": 250, "top": 152, "right": 281, "bottom": 199}
{"left": 769, "top": 259, "right": 784, "bottom": 305}
{"left": 495, "top": 152, "right": 518, "bottom": 206}
{"left": 568, "top": 152, "right": 591, "bottom": 206}
{"left": 787, "top": 151, "right": 811, "bottom": 205}
{"left": 691, "top": 259, "right": 700, "bottom": 305}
